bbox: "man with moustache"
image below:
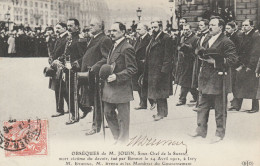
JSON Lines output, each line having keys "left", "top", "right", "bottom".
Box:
{"left": 57, "top": 18, "right": 89, "bottom": 125}
{"left": 50, "top": 22, "right": 69, "bottom": 118}
{"left": 175, "top": 23, "right": 199, "bottom": 106}
{"left": 102, "top": 22, "right": 137, "bottom": 144}
{"left": 231, "top": 19, "right": 260, "bottom": 113}
{"left": 133, "top": 23, "right": 155, "bottom": 110}
{"left": 145, "top": 20, "right": 174, "bottom": 121}
{"left": 191, "top": 16, "right": 237, "bottom": 143}
{"left": 79, "top": 18, "right": 112, "bottom": 135}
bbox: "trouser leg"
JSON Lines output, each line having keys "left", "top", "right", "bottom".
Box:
{"left": 157, "top": 98, "right": 168, "bottom": 117}
{"left": 179, "top": 86, "right": 189, "bottom": 103}
{"left": 196, "top": 94, "right": 211, "bottom": 137}
{"left": 92, "top": 87, "right": 102, "bottom": 132}
{"left": 215, "top": 94, "right": 227, "bottom": 138}
{"left": 104, "top": 102, "right": 119, "bottom": 140}
{"left": 252, "top": 99, "right": 259, "bottom": 111}
{"left": 230, "top": 98, "right": 243, "bottom": 110}
{"left": 55, "top": 83, "right": 64, "bottom": 114}
{"left": 138, "top": 89, "right": 147, "bottom": 108}
{"left": 116, "top": 102, "right": 130, "bottom": 143}
{"left": 190, "top": 88, "right": 199, "bottom": 101}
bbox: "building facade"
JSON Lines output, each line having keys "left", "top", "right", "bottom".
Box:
{"left": 179, "top": 0, "right": 259, "bottom": 27}
{"left": 0, "top": 0, "right": 109, "bottom": 30}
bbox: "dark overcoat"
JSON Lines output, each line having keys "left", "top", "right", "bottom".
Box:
{"left": 132, "top": 34, "right": 151, "bottom": 91}
{"left": 198, "top": 33, "right": 237, "bottom": 95}
{"left": 233, "top": 30, "right": 260, "bottom": 99}
{"left": 48, "top": 33, "right": 68, "bottom": 91}
{"left": 102, "top": 39, "right": 138, "bottom": 103}
{"left": 79, "top": 33, "right": 113, "bottom": 107}
{"left": 144, "top": 32, "right": 174, "bottom": 100}
{"left": 175, "top": 33, "right": 198, "bottom": 88}
{"left": 255, "top": 57, "right": 260, "bottom": 99}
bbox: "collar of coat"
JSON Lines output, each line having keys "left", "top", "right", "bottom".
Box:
{"left": 107, "top": 38, "right": 127, "bottom": 64}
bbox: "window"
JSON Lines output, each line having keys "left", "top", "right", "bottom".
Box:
{"left": 40, "top": 19, "right": 43, "bottom": 25}
{"left": 35, "top": 2, "right": 38, "bottom": 7}
{"left": 45, "top": 4, "right": 48, "bottom": 8}
{"left": 51, "top": 5, "right": 53, "bottom": 10}
{"left": 25, "top": 9, "right": 28, "bottom": 15}
{"left": 30, "top": 1, "right": 33, "bottom": 7}
{"left": 24, "top": 0, "right": 27, "bottom": 6}
{"left": 40, "top": 3, "right": 43, "bottom": 8}
{"left": 20, "top": 16, "right": 22, "bottom": 21}
{"left": 30, "top": 9, "right": 33, "bottom": 14}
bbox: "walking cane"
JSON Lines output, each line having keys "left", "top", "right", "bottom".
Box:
{"left": 99, "top": 78, "right": 105, "bottom": 140}
{"left": 74, "top": 72, "right": 79, "bottom": 121}
{"left": 93, "top": 73, "right": 98, "bottom": 136}
{"left": 219, "top": 67, "right": 227, "bottom": 131}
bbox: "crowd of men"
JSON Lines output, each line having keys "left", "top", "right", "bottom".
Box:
{"left": 42, "top": 16, "right": 260, "bottom": 145}
{"left": 0, "top": 27, "right": 50, "bottom": 57}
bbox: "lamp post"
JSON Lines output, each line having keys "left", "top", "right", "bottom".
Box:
{"left": 5, "top": 12, "right": 11, "bottom": 31}
{"left": 136, "top": 7, "right": 142, "bottom": 22}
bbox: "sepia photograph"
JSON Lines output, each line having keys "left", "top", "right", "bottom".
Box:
{"left": 0, "top": 0, "right": 260, "bottom": 165}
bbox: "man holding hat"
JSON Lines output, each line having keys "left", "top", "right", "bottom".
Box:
{"left": 101, "top": 22, "right": 137, "bottom": 144}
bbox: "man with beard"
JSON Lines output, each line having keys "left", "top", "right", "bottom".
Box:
{"left": 190, "top": 16, "right": 237, "bottom": 143}
{"left": 145, "top": 20, "right": 174, "bottom": 121}
{"left": 231, "top": 19, "right": 260, "bottom": 113}
{"left": 102, "top": 22, "right": 137, "bottom": 144}
{"left": 133, "top": 23, "right": 156, "bottom": 110}
{"left": 50, "top": 22, "right": 69, "bottom": 118}
{"left": 175, "top": 23, "right": 199, "bottom": 106}
{"left": 78, "top": 18, "right": 112, "bottom": 135}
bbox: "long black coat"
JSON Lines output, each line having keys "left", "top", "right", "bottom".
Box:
{"left": 255, "top": 57, "right": 260, "bottom": 99}
{"left": 132, "top": 34, "right": 151, "bottom": 91}
{"left": 175, "top": 33, "right": 198, "bottom": 88}
{"left": 79, "top": 33, "right": 112, "bottom": 107}
{"left": 233, "top": 30, "right": 260, "bottom": 99}
{"left": 198, "top": 33, "right": 237, "bottom": 95}
{"left": 144, "top": 32, "right": 174, "bottom": 99}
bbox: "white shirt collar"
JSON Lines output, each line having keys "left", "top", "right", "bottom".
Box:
{"left": 114, "top": 36, "right": 125, "bottom": 47}
{"left": 245, "top": 28, "right": 253, "bottom": 35}
{"left": 141, "top": 33, "right": 148, "bottom": 39}
{"left": 94, "top": 32, "right": 102, "bottom": 38}
{"left": 155, "top": 31, "right": 162, "bottom": 40}
{"left": 60, "top": 31, "right": 67, "bottom": 38}
{"left": 208, "top": 32, "right": 222, "bottom": 48}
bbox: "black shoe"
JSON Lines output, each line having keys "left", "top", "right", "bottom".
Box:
{"left": 51, "top": 112, "right": 64, "bottom": 117}
{"left": 80, "top": 111, "right": 90, "bottom": 119}
{"left": 192, "top": 107, "right": 200, "bottom": 112}
{"left": 228, "top": 107, "right": 239, "bottom": 111}
{"left": 150, "top": 103, "right": 156, "bottom": 110}
{"left": 134, "top": 106, "right": 147, "bottom": 110}
{"left": 65, "top": 117, "right": 77, "bottom": 125}
{"left": 176, "top": 101, "right": 185, "bottom": 106}
{"left": 153, "top": 115, "right": 164, "bottom": 121}
{"left": 247, "top": 109, "right": 259, "bottom": 113}
{"left": 85, "top": 129, "right": 99, "bottom": 136}
{"left": 190, "top": 99, "right": 197, "bottom": 103}
{"left": 188, "top": 132, "right": 204, "bottom": 138}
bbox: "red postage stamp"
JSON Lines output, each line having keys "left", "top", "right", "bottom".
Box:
{"left": 0, "top": 119, "right": 48, "bottom": 157}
